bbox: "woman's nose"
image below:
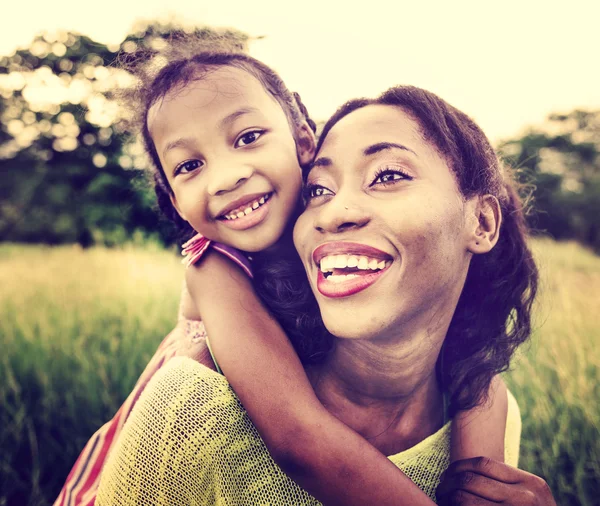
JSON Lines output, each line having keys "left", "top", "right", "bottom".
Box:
{"left": 314, "top": 194, "right": 370, "bottom": 234}
{"left": 206, "top": 163, "right": 254, "bottom": 196}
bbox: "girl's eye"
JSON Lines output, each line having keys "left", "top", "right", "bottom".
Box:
{"left": 303, "top": 184, "right": 334, "bottom": 201}
{"left": 235, "top": 130, "right": 264, "bottom": 148}
{"left": 370, "top": 168, "right": 412, "bottom": 187}
{"left": 175, "top": 159, "right": 203, "bottom": 175}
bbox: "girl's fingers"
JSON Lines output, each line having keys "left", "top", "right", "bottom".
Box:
{"left": 443, "top": 457, "right": 521, "bottom": 483}
{"left": 437, "top": 470, "right": 505, "bottom": 502}
{"left": 436, "top": 470, "right": 530, "bottom": 504}
{"left": 437, "top": 489, "right": 497, "bottom": 506}
{"left": 438, "top": 457, "right": 557, "bottom": 506}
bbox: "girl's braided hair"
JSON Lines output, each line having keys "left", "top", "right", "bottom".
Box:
{"left": 118, "top": 33, "right": 330, "bottom": 362}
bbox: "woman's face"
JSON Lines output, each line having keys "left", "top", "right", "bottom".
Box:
{"left": 293, "top": 104, "right": 478, "bottom": 341}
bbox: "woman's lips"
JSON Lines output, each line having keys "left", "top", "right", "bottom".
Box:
{"left": 316, "top": 264, "right": 391, "bottom": 298}
{"left": 312, "top": 241, "right": 392, "bottom": 264}
{"left": 312, "top": 242, "right": 393, "bottom": 298}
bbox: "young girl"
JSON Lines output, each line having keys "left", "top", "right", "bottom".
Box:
{"left": 58, "top": 42, "right": 510, "bottom": 506}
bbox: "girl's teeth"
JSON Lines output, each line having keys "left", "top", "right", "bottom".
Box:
{"left": 377, "top": 260, "right": 386, "bottom": 269}
{"left": 368, "top": 259, "right": 379, "bottom": 270}
{"left": 224, "top": 194, "right": 270, "bottom": 221}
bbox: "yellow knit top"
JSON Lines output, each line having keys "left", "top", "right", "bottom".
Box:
{"left": 96, "top": 357, "right": 521, "bottom": 505}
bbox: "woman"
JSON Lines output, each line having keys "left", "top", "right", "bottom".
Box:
{"left": 96, "top": 86, "right": 556, "bottom": 505}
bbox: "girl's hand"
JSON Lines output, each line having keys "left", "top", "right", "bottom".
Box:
{"left": 436, "top": 457, "right": 556, "bottom": 506}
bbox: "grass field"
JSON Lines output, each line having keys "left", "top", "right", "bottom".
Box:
{"left": 1, "top": 240, "right": 598, "bottom": 506}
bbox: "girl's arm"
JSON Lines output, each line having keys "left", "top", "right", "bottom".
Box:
{"left": 450, "top": 375, "right": 508, "bottom": 463}
{"left": 187, "top": 250, "right": 435, "bottom": 506}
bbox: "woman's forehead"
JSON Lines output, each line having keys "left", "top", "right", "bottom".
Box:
{"left": 316, "top": 105, "right": 426, "bottom": 161}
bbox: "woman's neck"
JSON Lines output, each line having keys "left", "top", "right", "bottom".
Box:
{"left": 308, "top": 329, "right": 445, "bottom": 456}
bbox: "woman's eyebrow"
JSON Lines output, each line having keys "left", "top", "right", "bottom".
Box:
{"left": 364, "top": 142, "right": 417, "bottom": 157}
{"left": 310, "top": 156, "right": 332, "bottom": 170}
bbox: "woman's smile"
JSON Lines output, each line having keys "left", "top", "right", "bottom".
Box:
{"left": 312, "top": 241, "right": 394, "bottom": 298}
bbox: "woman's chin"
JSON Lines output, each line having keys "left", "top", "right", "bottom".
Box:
{"left": 321, "top": 313, "right": 383, "bottom": 342}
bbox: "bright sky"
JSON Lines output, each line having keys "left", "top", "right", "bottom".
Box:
{"left": 1, "top": 0, "right": 598, "bottom": 142}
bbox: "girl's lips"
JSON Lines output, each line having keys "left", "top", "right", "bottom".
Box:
{"left": 219, "top": 196, "right": 271, "bottom": 231}
{"left": 316, "top": 263, "right": 391, "bottom": 298}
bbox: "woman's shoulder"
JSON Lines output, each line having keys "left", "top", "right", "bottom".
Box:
{"left": 141, "top": 355, "right": 238, "bottom": 416}
{"left": 385, "top": 388, "right": 522, "bottom": 499}
{"left": 96, "top": 357, "right": 252, "bottom": 505}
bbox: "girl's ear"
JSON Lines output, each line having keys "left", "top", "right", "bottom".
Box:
{"left": 169, "top": 193, "right": 187, "bottom": 222}
{"left": 295, "top": 122, "right": 317, "bottom": 166}
{"left": 467, "top": 195, "right": 502, "bottom": 254}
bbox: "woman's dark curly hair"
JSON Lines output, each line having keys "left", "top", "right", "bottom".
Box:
{"left": 119, "top": 36, "right": 331, "bottom": 362}
{"left": 313, "top": 86, "right": 539, "bottom": 417}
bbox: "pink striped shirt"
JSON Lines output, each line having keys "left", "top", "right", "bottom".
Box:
{"left": 53, "top": 237, "right": 250, "bottom": 506}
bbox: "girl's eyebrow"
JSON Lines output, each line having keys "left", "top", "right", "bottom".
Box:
{"left": 163, "top": 137, "right": 195, "bottom": 158}
{"left": 163, "top": 107, "right": 262, "bottom": 157}
{"left": 219, "top": 107, "right": 260, "bottom": 130}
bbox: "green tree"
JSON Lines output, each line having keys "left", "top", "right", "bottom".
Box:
{"left": 0, "top": 22, "right": 248, "bottom": 246}
{"left": 498, "top": 110, "right": 600, "bottom": 252}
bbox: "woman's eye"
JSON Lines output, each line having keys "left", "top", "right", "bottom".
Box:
{"left": 235, "top": 130, "right": 264, "bottom": 148}
{"left": 304, "top": 184, "right": 334, "bottom": 201}
{"left": 371, "top": 168, "right": 411, "bottom": 186}
{"left": 175, "top": 160, "right": 203, "bottom": 175}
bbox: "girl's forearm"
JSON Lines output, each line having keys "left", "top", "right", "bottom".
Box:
{"left": 188, "top": 252, "right": 435, "bottom": 506}
{"left": 450, "top": 375, "right": 508, "bottom": 463}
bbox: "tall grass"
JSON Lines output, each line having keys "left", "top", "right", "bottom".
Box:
{"left": 505, "top": 239, "right": 600, "bottom": 506}
{"left": 0, "top": 244, "right": 183, "bottom": 506}
{"left": 0, "top": 240, "right": 598, "bottom": 505}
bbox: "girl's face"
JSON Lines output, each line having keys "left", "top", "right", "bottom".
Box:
{"left": 294, "top": 105, "right": 480, "bottom": 341}
{"left": 148, "top": 66, "right": 314, "bottom": 252}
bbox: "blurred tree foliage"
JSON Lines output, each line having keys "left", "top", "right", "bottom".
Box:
{"left": 499, "top": 110, "right": 600, "bottom": 253}
{"left": 2, "top": 23, "right": 599, "bottom": 254}
{"left": 0, "top": 22, "right": 248, "bottom": 246}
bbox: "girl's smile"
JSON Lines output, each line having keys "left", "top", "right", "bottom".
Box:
{"left": 218, "top": 192, "right": 272, "bottom": 231}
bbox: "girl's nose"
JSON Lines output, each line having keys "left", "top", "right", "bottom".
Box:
{"left": 313, "top": 194, "right": 370, "bottom": 234}
{"left": 206, "top": 163, "right": 254, "bottom": 196}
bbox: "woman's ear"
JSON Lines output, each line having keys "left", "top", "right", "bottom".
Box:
{"left": 295, "top": 122, "right": 317, "bottom": 166}
{"left": 467, "top": 195, "right": 502, "bottom": 254}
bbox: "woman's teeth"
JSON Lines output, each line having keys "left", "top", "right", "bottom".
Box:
{"left": 319, "top": 254, "right": 389, "bottom": 275}
{"left": 224, "top": 194, "right": 270, "bottom": 220}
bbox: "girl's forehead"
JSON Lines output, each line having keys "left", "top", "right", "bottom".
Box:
{"left": 147, "top": 67, "right": 282, "bottom": 133}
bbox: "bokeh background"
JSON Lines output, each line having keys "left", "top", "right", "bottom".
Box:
{"left": 1, "top": 1, "right": 599, "bottom": 505}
